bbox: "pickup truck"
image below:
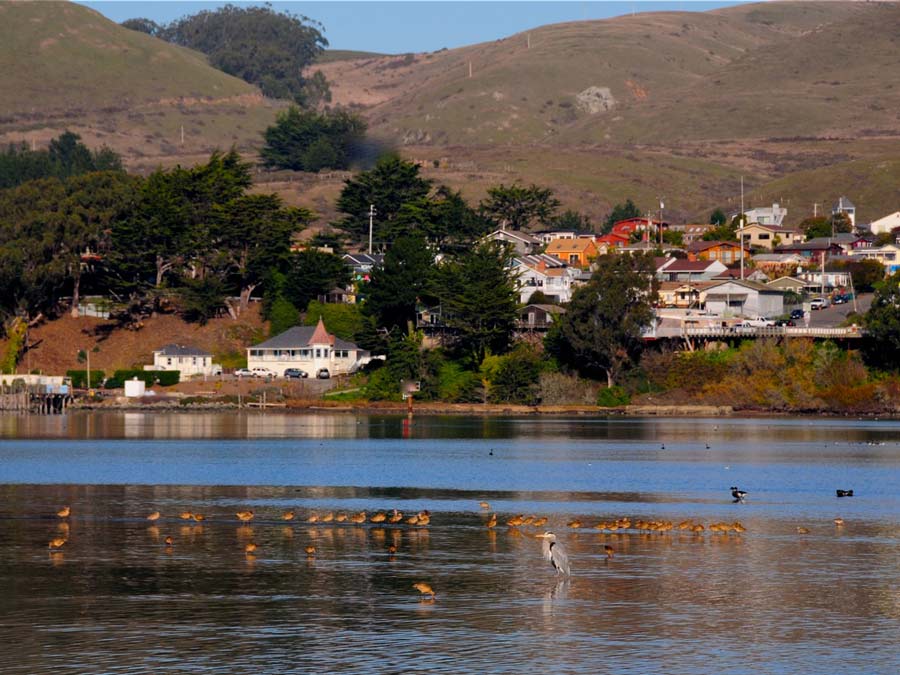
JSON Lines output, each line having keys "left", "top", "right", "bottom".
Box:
{"left": 741, "top": 318, "right": 776, "bottom": 328}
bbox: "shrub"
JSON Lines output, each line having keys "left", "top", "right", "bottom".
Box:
{"left": 66, "top": 370, "right": 106, "bottom": 389}
{"left": 597, "top": 385, "right": 630, "bottom": 407}
{"left": 488, "top": 347, "right": 541, "bottom": 405}
{"left": 155, "top": 371, "right": 181, "bottom": 387}
{"left": 539, "top": 372, "right": 598, "bottom": 405}
{"left": 437, "top": 362, "right": 483, "bottom": 403}
{"left": 362, "top": 367, "right": 401, "bottom": 401}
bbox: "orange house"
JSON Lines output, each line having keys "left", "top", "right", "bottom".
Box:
{"left": 546, "top": 237, "right": 599, "bottom": 268}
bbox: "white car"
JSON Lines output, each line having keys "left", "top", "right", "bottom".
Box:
{"left": 742, "top": 318, "right": 776, "bottom": 327}
{"left": 251, "top": 367, "right": 276, "bottom": 378}
{"left": 810, "top": 298, "right": 828, "bottom": 310}
{"left": 233, "top": 368, "right": 254, "bottom": 378}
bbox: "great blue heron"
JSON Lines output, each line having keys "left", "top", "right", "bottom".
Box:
{"left": 537, "top": 531, "right": 570, "bottom": 576}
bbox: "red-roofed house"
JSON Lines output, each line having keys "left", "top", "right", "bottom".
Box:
{"left": 247, "top": 318, "right": 369, "bottom": 376}
{"left": 656, "top": 259, "right": 728, "bottom": 282}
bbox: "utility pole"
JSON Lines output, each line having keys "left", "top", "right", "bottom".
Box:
{"left": 813, "top": 202, "right": 819, "bottom": 218}
{"left": 739, "top": 176, "right": 745, "bottom": 280}
{"left": 468, "top": 61, "right": 472, "bottom": 78}
{"left": 527, "top": 33, "right": 531, "bottom": 49}
{"left": 368, "top": 204, "right": 376, "bottom": 255}
{"left": 658, "top": 197, "right": 664, "bottom": 246}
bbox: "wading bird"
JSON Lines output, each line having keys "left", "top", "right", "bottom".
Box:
{"left": 282, "top": 511, "right": 295, "bottom": 521}
{"left": 147, "top": 511, "right": 160, "bottom": 521}
{"left": 236, "top": 511, "right": 254, "bottom": 523}
{"left": 57, "top": 506, "right": 70, "bottom": 518}
{"left": 413, "top": 582, "right": 435, "bottom": 599}
{"left": 48, "top": 537, "right": 66, "bottom": 550}
{"left": 730, "top": 487, "right": 748, "bottom": 503}
{"left": 536, "top": 531, "right": 570, "bottom": 576}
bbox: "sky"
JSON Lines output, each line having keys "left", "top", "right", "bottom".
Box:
{"left": 77, "top": 1, "right": 747, "bottom": 54}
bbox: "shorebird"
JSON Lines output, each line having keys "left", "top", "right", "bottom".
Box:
{"left": 796, "top": 527, "right": 810, "bottom": 535}
{"left": 387, "top": 544, "right": 397, "bottom": 554}
{"left": 244, "top": 542, "right": 258, "bottom": 554}
{"left": 236, "top": 511, "right": 254, "bottom": 523}
{"left": 321, "top": 512, "right": 334, "bottom": 523}
{"left": 730, "top": 487, "right": 748, "bottom": 503}
{"left": 335, "top": 513, "right": 348, "bottom": 523}
{"left": 507, "top": 514, "right": 524, "bottom": 527}
{"left": 536, "top": 532, "right": 570, "bottom": 576}
{"left": 349, "top": 511, "right": 366, "bottom": 524}
{"left": 370, "top": 512, "right": 387, "bottom": 523}
{"left": 164, "top": 536, "right": 174, "bottom": 546}
{"left": 56, "top": 506, "right": 70, "bottom": 518}
{"left": 567, "top": 520, "right": 583, "bottom": 529}
{"left": 388, "top": 510, "right": 403, "bottom": 524}
{"left": 147, "top": 511, "right": 161, "bottom": 522}
{"left": 413, "top": 582, "right": 436, "bottom": 599}
{"left": 281, "top": 511, "right": 295, "bottom": 521}
{"left": 180, "top": 511, "right": 193, "bottom": 520}
{"left": 486, "top": 513, "right": 497, "bottom": 528}
{"left": 306, "top": 512, "right": 319, "bottom": 523}
{"left": 604, "top": 545, "right": 615, "bottom": 559}
{"left": 305, "top": 546, "right": 316, "bottom": 557}
{"left": 833, "top": 517, "right": 845, "bottom": 526}
{"left": 48, "top": 537, "right": 67, "bottom": 550}
{"left": 192, "top": 513, "right": 205, "bottom": 522}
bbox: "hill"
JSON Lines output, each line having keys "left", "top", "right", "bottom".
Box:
{"left": 0, "top": 1, "right": 284, "bottom": 171}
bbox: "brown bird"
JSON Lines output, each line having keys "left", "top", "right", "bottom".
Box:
{"left": 147, "top": 511, "right": 161, "bottom": 522}
{"left": 321, "top": 512, "right": 334, "bottom": 523}
{"left": 486, "top": 513, "right": 497, "bottom": 528}
{"left": 406, "top": 514, "right": 420, "bottom": 525}
{"left": 479, "top": 501, "right": 491, "bottom": 510}
{"left": 334, "top": 513, "right": 348, "bottom": 523}
{"left": 387, "top": 544, "right": 397, "bottom": 554}
{"left": 797, "top": 527, "right": 811, "bottom": 535}
{"left": 180, "top": 511, "right": 194, "bottom": 520}
{"left": 48, "top": 537, "right": 67, "bottom": 550}
{"left": 567, "top": 520, "right": 582, "bottom": 529}
{"left": 305, "top": 545, "right": 316, "bottom": 557}
{"left": 532, "top": 517, "right": 548, "bottom": 528}
{"left": 604, "top": 545, "right": 615, "bottom": 559}
{"left": 306, "top": 512, "right": 319, "bottom": 523}
{"left": 164, "top": 536, "right": 174, "bottom": 546}
{"left": 417, "top": 512, "right": 431, "bottom": 526}
{"left": 507, "top": 514, "right": 524, "bottom": 527}
{"left": 413, "top": 582, "right": 436, "bottom": 599}
{"left": 370, "top": 512, "right": 387, "bottom": 523}
{"left": 56, "top": 506, "right": 71, "bottom": 518}
{"left": 236, "top": 511, "right": 254, "bottom": 523}
{"left": 350, "top": 511, "right": 367, "bottom": 524}
{"left": 244, "top": 542, "right": 258, "bottom": 553}
{"left": 192, "top": 513, "right": 205, "bottom": 522}
{"left": 282, "top": 511, "right": 295, "bottom": 521}
{"left": 732, "top": 521, "right": 746, "bottom": 533}
{"left": 388, "top": 510, "right": 403, "bottom": 524}
{"left": 833, "top": 517, "right": 845, "bottom": 526}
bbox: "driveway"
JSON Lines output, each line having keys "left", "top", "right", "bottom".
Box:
{"left": 806, "top": 293, "right": 870, "bottom": 328}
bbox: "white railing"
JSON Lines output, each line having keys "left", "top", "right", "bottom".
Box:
{"left": 681, "top": 326, "right": 864, "bottom": 338}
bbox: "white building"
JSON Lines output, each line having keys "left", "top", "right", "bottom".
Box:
{"left": 483, "top": 229, "right": 542, "bottom": 256}
{"left": 147, "top": 344, "right": 220, "bottom": 377}
{"left": 701, "top": 280, "right": 784, "bottom": 319}
{"left": 832, "top": 196, "right": 856, "bottom": 229}
{"left": 867, "top": 211, "right": 900, "bottom": 236}
{"left": 732, "top": 202, "right": 788, "bottom": 227}
{"left": 248, "top": 319, "right": 369, "bottom": 377}
{"left": 848, "top": 244, "right": 900, "bottom": 275}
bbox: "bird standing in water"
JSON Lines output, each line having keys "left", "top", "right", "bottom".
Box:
{"left": 56, "top": 506, "right": 70, "bottom": 518}
{"left": 413, "top": 582, "right": 436, "bottom": 599}
{"left": 730, "top": 487, "right": 748, "bottom": 503}
{"left": 146, "top": 511, "right": 160, "bottom": 522}
{"left": 536, "top": 532, "right": 570, "bottom": 576}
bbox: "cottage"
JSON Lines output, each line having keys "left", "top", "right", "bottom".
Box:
{"left": 687, "top": 240, "right": 751, "bottom": 264}
{"left": 766, "top": 276, "right": 807, "bottom": 293}
{"left": 739, "top": 223, "right": 803, "bottom": 250}
{"left": 514, "top": 257, "right": 577, "bottom": 304}
{"left": 518, "top": 304, "right": 566, "bottom": 331}
{"left": 867, "top": 211, "right": 900, "bottom": 236}
{"left": 701, "top": 280, "right": 784, "bottom": 319}
{"left": 483, "top": 229, "right": 542, "bottom": 256}
{"left": 657, "top": 281, "right": 718, "bottom": 308}
{"left": 248, "top": 319, "right": 369, "bottom": 377}
{"left": 545, "top": 237, "right": 599, "bottom": 268}
{"left": 149, "top": 344, "right": 220, "bottom": 377}
{"left": 656, "top": 258, "right": 728, "bottom": 282}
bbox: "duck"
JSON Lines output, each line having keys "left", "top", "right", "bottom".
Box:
{"left": 730, "top": 487, "right": 748, "bottom": 503}
{"left": 236, "top": 511, "right": 254, "bottom": 523}
{"left": 192, "top": 513, "right": 205, "bottom": 522}
{"left": 567, "top": 520, "right": 583, "bottom": 529}
{"left": 836, "top": 489, "right": 854, "bottom": 498}
{"left": 833, "top": 517, "right": 845, "bottom": 526}
{"left": 146, "top": 511, "right": 161, "bottom": 522}
{"left": 388, "top": 510, "right": 403, "bottom": 524}
{"left": 335, "top": 513, "right": 348, "bottom": 523}
{"left": 281, "top": 511, "right": 295, "bottom": 521}
{"left": 532, "top": 517, "right": 548, "bottom": 528}
{"left": 306, "top": 512, "right": 319, "bottom": 523}
{"left": 164, "top": 536, "right": 174, "bottom": 546}
{"left": 349, "top": 511, "right": 367, "bottom": 524}
{"left": 732, "top": 521, "right": 746, "bottom": 533}
{"left": 507, "top": 514, "right": 525, "bottom": 527}
{"left": 486, "top": 514, "right": 497, "bottom": 528}
{"left": 387, "top": 544, "right": 397, "bottom": 554}
{"left": 321, "top": 512, "right": 334, "bottom": 523}
{"left": 413, "top": 582, "right": 436, "bottom": 599}
{"left": 56, "top": 506, "right": 71, "bottom": 518}
{"left": 180, "top": 511, "right": 193, "bottom": 520}
{"left": 305, "top": 546, "right": 316, "bottom": 557}
{"left": 370, "top": 512, "right": 387, "bottom": 523}
{"left": 796, "top": 527, "right": 810, "bottom": 535}
{"left": 48, "top": 537, "right": 67, "bottom": 550}
{"left": 244, "top": 542, "right": 258, "bottom": 553}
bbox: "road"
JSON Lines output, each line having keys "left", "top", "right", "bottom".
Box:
{"left": 806, "top": 293, "right": 870, "bottom": 328}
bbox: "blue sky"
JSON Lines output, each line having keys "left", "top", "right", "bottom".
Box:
{"left": 78, "top": 1, "right": 746, "bottom": 54}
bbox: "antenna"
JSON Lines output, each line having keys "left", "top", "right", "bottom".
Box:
{"left": 527, "top": 33, "right": 530, "bottom": 49}
{"left": 468, "top": 61, "right": 472, "bottom": 78}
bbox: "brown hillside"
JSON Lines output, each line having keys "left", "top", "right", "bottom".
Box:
{"left": 14, "top": 306, "right": 266, "bottom": 376}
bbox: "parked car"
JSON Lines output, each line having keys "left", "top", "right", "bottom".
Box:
{"left": 810, "top": 298, "right": 828, "bottom": 310}
{"left": 832, "top": 295, "right": 847, "bottom": 304}
{"left": 316, "top": 368, "right": 331, "bottom": 379}
{"left": 774, "top": 319, "right": 796, "bottom": 327}
{"left": 251, "top": 367, "right": 275, "bottom": 378}
{"left": 790, "top": 308, "right": 805, "bottom": 320}
{"left": 284, "top": 368, "right": 308, "bottom": 379}
{"left": 234, "top": 368, "right": 253, "bottom": 378}
{"left": 742, "top": 318, "right": 776, "bottom": 327}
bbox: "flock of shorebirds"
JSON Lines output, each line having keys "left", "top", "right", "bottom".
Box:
{"left": 44, "top": 496, "right": 848, "bottom": 598}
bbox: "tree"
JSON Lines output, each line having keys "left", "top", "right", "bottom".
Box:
{"left": 178, "top": 276, "right": 227, "bottom": 325}
{"left": 487, "top": 346, "right": 542, "bottom": 404}
{"left": 431, "top": 242, "right": 519, "bottom": 365}
{"left": 553, "top": 209, "right": 593, "bottom": 232}
{"left": 284, "top": 250, "right": 351, "bottom": 312}
{"left": 390, "top": 185, "right": 490, "bottom": 247}
{"left": 335, "top": 156, "right": 432, "bottom": 245}
{"left": 0, "top": 132, "right": 122, "bottom": 190}
{"left": 864, "top": 272, "right": 900, "bottom": 370}
{"left": 662, "top": 229, "right": 684, "bottom": 247}
{"left": 364, "top": 234, "right": 435, "bottom": 332}
{"left": 800, "top": 213, "right": 852, "bottom": 240}
{"left": 603, "top": 199, "right": 642, "bottom": 233}
{"left": 550, "top": 253, "right": 655, "bottom": 386}
{"left": 155, "top": 5, "right": 329, "bottom": 105}
{"left": 479, "top": 183, "right": 560, "bottom": 231}
{"left": 702, "top": 218, "right": 739, "bottom": 242}
{"left": 121, "top": 17, "right": 163, "bottom": 37}
{"left": 709, "top": 208, "right": 727, "bottom": 226}
{"left": 260, "top": 107, "right": 366, "bottom": 171}
{"left": 830, "top": 258, "right": 887, "bottom": 293}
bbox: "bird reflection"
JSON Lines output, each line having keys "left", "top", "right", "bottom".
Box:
{"left": 147, "top": 525, "right": 160, "bottom": 540}
{"left": 542, "top": 577, "right": 570, "bottom": 617}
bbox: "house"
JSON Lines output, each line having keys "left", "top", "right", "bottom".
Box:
{"left": 514, "top": 257, "right": 577, "bottom": 304}
{"left": 595, "top": 232, "right": 630, "bottom": 253}
{"left": 732, "top": 202, "right": 787, "bottom": 227}
{"left": 536, "top": 230, "right": 578, "bottom": 245}
{"left": 657, "top": 281, "right": 718, "bottom": 308}
{"left": 483, "top": 229, "right": 542, "bottom": 256}
{"left": 656, "top": 258, "right": 728, "bottom": 282}
{"left": 610, "top": 217, "right": 668, "bottom": 240}
{"left": 247, "top": 319, "right": 370, "bottom": 377}
{"left": 866, "top": 211, "right": 900, "bottom": 236}
{"left": 687, "top": 240, "right": 751, "bottom": 265}
{"left": 774, "top": 239, "right": 844, "bottom": 259}
{"left": 343, "top": 253, "right": 384, "bottom": 279}
{"left": 148, "top": 344, "right": 220, "bottom": 377}
{"left": 667, "top": 223, "right": 712, "bottom": 246}
{"left": 832, "top": 196, "right": 856, "bottom": 229}
{"left": 518, "top": 304, "right": 566, "bottom": 331}
{"left": 752, "top": 253, "right": 805, "bottom": 277}
{"left": 701, "top": 280, "right": 784, "bottom": 319}
{"left": 545, "top": 237, "right": 599, "bottom": 268}
{"left": 712, "top": 267, "right": 769, "bottom": 283}
{"left": 739, "top": 223, "right": 804, "bottom": 250}
{"left": 796, "top": 270, "right": 853, "bottom": 293}
{"left": 766, "top": 276, "right": 807, "bottom": 293}
{"left": 848, "top": 244, "right": 900, "bottom": 275}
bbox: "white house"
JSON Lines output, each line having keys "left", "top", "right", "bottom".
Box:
{"left": 867, "top": 211, "right": 900, "bottom": 236}
{"left": 248, "top": 319, "right": 369, "bottom": 377}
{"left": 513, "top": 255, "right": 579, "bottom": 304}
{"left": 848, "top": 244, "right": 900, "bottom": 275}
{"left": 656, "top": 259, "right": 728, "bottom": 282}
{"left": 147, "top": 344, "right": 220, "bottom": 377}
{"left": 732, "top": 203, "right": 788, "bottom": 227}
{"left": 483, "top": 229, "right": 542, "bottom": 256}
{"left": 701, "top": 280, "right": 784, "bottom": 319}
{"left": 832, "top": 196, "right": 856, "bottom": 229}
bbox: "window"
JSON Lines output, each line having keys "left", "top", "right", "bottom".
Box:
{"left": 167, "top": 358, "right": 172, "bottom": 366}
{"left": 758, "top": 233, "right": 770, "bottom": 240}
{"left": 249, "top": 349, "right": 261, "bottom": 357}
{"left": 335, "top": 350, "right": 349, "bottom": 358}
{"left": 192, "top": 357, "right": 197, "bottom": 365}
{"left": 569, "top": 254, "right": 579, "bottom": 265}
{"left": 315, "top": 348, "right": 321, "bottom": 358}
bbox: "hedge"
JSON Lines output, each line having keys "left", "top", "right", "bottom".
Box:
{"left": 66, "top": 370, "right": 106, "bottom": 389}
{"left": 104, "top": 369, "right": 180, "bottom": 389}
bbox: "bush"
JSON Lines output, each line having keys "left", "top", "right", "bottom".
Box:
{"left": 303, "top": 301, "right": 363, "bottom": 341}
{"left": 437, "top": 361, "right": 483, "bottom": 403}
{"left": 362, "top": 367, "right": 401, "bottom": 401}
{"left": 66, "top": 369, "right": 106, "bottom": 389}
{"left": 268, "top": 295, "right": 299, "bottom": 337}
{"left": 156, "top": 371, "right": 181, "bottom": 387}
{"left": 104, "top": 369, "right": 180, "bottom": 388}
{"left": 539, "top": 372, "right": 598, "bottom": 405}
{"left": 597, "top": 385, "right": 630, "bottom": 407}
{"left": 488, "top": 347, "right": 541, "bottom": 405}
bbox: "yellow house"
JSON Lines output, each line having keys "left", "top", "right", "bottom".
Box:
{"left": 546, "top": 237, "right": 599, "bottom": 268}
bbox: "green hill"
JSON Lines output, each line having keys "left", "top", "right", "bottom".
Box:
{"left": 0, "top": 1, "right": 283, "bottom": 169}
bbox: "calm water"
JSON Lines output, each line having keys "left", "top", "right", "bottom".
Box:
{"left": 1, "top": 412, "right": 898, "bottom": 675}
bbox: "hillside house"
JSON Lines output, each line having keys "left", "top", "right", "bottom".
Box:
{"left": 732, "top": 203, "right": 787, "bottom": 227}
{"left": 595, "top": 232, "right": 630, "bottom": 253}
{"left": 867, "top": 211, "right": 900, "bottom": 236}
{"left": 740, "top": 223, "right": 803, "bottom": 250}
{"left": 343, "top": 253, "right": 384, "bottom": 279}
{"left": 701, "top": 280, "right": 784, "bottom": 319}
{"left": 848, "top": 244, "right": 900, "bottom": 275}
{"left": 518, "top": 304, "right": 566, "bottom": 331}
{"left": 657, "top": 281, "right": 718, "bottom": 308}
{"left": 483, "top": 229, "right": 542, "bottom": 255}
{"left": 148, "top": 344, "right": 220, "bottom": 377}
{"left": 832, "top": 196, "right": 856, "bottom": 228}
{"left": 667, "top": 224, "right": 712, "bottom": 246}
{"left": 656, "top": 258, "right": 728, "bottom": 282}
{"left": 610, "top": 217, "right": 668, "bottom": 241}
{"left": 248, "top": 319, "right": 369, "bottom": 377}
{"left": 545, "top": 237, "right": 598, "bottom": 268}
{"left": 687, "top": 240, "right": 751, "bottom": 264}
{"left": 766, "top": 276, "right": 807, "bottom": 293}
{"left": 774, "top": 239, "right": 844, "bottom": 259}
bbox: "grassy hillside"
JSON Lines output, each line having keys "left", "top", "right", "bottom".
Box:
{"left": 0, "top": 1, "right": 283, "bottom": 170}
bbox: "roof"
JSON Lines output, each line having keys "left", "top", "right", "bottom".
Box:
{"left": 522, "top": 304, "right": 566, "bottom": 315}
{"left": 343, "top": 253, "right": 384, "bottom": 266}
{"left": 752, "top": 253, "right": 803, "bottom": 262}
{"left": 662, "top": 260, "right": 722, "bottom": 272}
{"left": 486, "top": 229, "right": 541, "bottom": 244}
{"left": 706, "top": 279, "right": 781, "bottom": 293}
{"left": 833, "top": 196, "right": 856, "bottom": 210}
{"left": 253, "top": 323, "right": 359, "bottom": 351}
{"left": 155, "top": 344, "right": 211, "bottom": 357}
{"left": 767, "top": 276, "right": 806, "bottom": 288}
{"left": 742, "top": 223, "right": 801, "bottom": 233}
{"left": 546, "top": 238, "right": 597, "bottom": 254}
{"left": 775, "top": 239, "right": 843, "bottom": 251}
{"left": 516, "top": 253, "right": 567, "bottom": 269}
{"left": 687, "top": 240, "right": 746, "bottom": 252}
